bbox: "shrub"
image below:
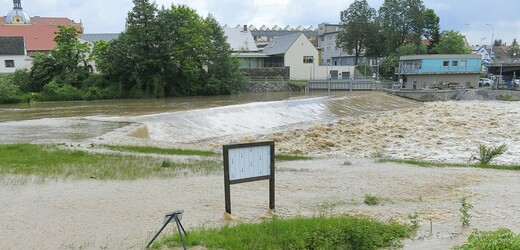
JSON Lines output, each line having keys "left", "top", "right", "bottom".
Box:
{"left": 470, "top": 143, "right": 507, "bottom": 165}
{"left": 10, "top": 68, "right": 31, "bottom": 93}
{"left": 157, "top": 216, "right": 411, "bottom": 249}
{"left": 42, "top": 80, "right": 81, "bottom": 101}
{"left": 81, "top": 86, "right": 103, "bottom": 100}
{"left": 0, "top": 76, "right": 21, "bottom": 103}
{"left": 364, "top": 194, "right": 380, "bottom": 205}
{"left": 459, "top": 196, "right": 473, "bottom": 227}
{"left": 454, "top": 228, "right": 520, "bottom": 250}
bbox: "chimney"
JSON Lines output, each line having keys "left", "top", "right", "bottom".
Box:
{"left": 243, "top": 25, "right": 247, "bottom": 32}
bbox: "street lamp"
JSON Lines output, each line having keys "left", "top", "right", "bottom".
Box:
{"left": 486, "top": 23, "right": 494, "bottom": 57}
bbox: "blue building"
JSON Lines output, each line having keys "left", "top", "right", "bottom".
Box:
{"left": 396, "top": 54, "right": 482, "bottom": 89}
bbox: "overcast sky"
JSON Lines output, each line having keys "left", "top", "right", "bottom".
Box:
{"left": 2, "top": 0, "right": 519, "bottom": 46}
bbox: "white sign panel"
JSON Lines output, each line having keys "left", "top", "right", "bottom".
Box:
{"left": 228, "top": 145, "right": 271, "bottom": 181}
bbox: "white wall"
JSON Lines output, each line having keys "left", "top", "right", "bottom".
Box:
{"left": 313, "top": 65, "right": 356, "bottom": 80}
{"left": 284, "top": 34, "right": 355, "bottom": 80}
{"left": 284, "top": 34, "right": 319, "bottom": 80}
{"left": 0, "top": 55, "right": 30, "bottom": 73}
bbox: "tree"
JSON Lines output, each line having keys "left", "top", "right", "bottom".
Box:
{"left": 203, "top": 14, "right": 244, "bottom": 95}
{"left": 337, "top": 0, "right": 377, "bottom": 65}
{"left": 377, "top": 0, "right": 439, "bottom": 55}
{"left": 97, "top": 2, "right": 245, "bottom": 98}
{"left": 423, "top": 8, "right": 440, "bottom": 53}
{"left": 494, "top": 39, "right": 505, "bottom": 46}
{"left": 51, "top": 25, "right": 91, "bottom": 87}
{"left": 28, "top": 53, "right": 59, "bottom": 92}
{"left": 124, "top": 0, "right": 163, "bottom": 97}
{"left": 431, "top": 30, "right": 471, "bottom": 54}
{"left": 508, "top": 39, "right": 520, "bottom": 57}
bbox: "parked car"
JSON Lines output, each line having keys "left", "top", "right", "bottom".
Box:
{"left": 479, "top": 78, "right": 492, "bottom": 86}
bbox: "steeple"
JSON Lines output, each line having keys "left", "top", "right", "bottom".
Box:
{"left": 13, "top": 0, "right": 22, "bottom": 9}
{"left": 6, "top": 0, "right": 31, "bottom": 24}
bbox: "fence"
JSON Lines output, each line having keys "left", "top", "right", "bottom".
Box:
{"left": 308, "top": 79, "right": 379, "bottom": 91}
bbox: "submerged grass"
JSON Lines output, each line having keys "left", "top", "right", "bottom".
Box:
{"left": 378, "top": 158, "right": 520, "bottom": 171}
{"left": 155, "top": 216, "right": 411, "bottom": 249}
{"left": 0, "top": 144, "right": 221, "bottom": 180}
{"left": 105, "top": 145, "right": 217, "bottom": 156}
{"left": 275, "top": 154, "right": 312, "bottom": 161}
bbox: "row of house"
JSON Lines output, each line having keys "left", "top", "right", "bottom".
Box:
{"left": 0, "top": 1, "right": 497, "bottom": 87}
{"left": 224, "top": 25, "right": 354, "bottom": 80}
{"left": 0, "top": 0, "right": 356, "bottom": 80}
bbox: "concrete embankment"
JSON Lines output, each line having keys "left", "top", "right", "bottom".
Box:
{"left": 387, "top": 89, "right": 520, "bottom": 101}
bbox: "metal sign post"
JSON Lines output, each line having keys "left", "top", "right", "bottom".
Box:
{"left": 223, "top": 141, "right": 275, "bottom": 214}
{"left": 146, "top": 210, "right": 186, "bottom": 249}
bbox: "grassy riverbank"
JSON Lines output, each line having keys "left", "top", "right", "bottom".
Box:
{"left": 0, "top": 144, "right": 312, "bottom": 181}
{"left": 0, "top": 144, "right": 221, "bottom": 180}
{"left": 155, "top": 216, "right": 412, "bottom": 249}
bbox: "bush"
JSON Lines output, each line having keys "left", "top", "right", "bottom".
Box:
{"left": 10, "top": 68, "right": 31, "bottom": 93}
{"left": 470, "top": 143, "right": 507, "bottom": 165}
{"left": 0, "top": 76, "right": 21, "bottom": 103}
{"left": 454, "top": 228, "right": 520, "bottom": 250}
{"left": 41, "top": 80, "right": 82, "bottom": 101}
{"left": 18, "top": 92, "right": 42, "bottom": 103}
{"left": 364, "top": 194, "right": 380, "bottom": 205}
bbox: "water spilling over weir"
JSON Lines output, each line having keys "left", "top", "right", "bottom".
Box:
{"left": 0, "top": 92, "right": 418, "bottom": 144}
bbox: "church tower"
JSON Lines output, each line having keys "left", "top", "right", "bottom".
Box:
{"left": 6, "top": 0, "right": 31, "bottom": 24}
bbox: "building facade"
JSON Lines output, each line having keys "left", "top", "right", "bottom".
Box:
{"left": 317, "top": 23, "right": 359, "bottom": 66}
{"left": 0, "top": 36, "right": 30, "bottom": 73}
{"left": 397, "top": 54, "right": 482, "bottom": 89}
{"left": 0, "top": 0, "right": 83, "bottom": 56}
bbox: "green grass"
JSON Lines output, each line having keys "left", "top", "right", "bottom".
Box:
{"left": 105, "top": 145, "right": 217, "bottom": 157}
{"left": 155, "top": 216, "right": 412, "bottom": 249}
{"left": 364, "top": 194, "right": 381, "bottom": 205}
{"left": 454, "top": 228, "right": 520, "bottom": 250}
{"left": 275, "top": 154, "right": 312, "bottom": 161}
{"left": 0, "top": 144, "right": 221, "bottom": 180}
{"left": 377, "top": 158, "right": 520, "bottom": 171}
{"left": 106, "top": 145, "right": 309, "bottom": 161}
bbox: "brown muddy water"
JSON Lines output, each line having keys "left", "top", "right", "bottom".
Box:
{"left": 0, "top": 92, "right": 418, "bottom": 144}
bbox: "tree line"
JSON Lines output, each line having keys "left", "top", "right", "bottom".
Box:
{"left": 337, "top": 0, "right": 470, "bottom": 78}
{"left": 0, "top": 0, "right": 245, "bottom": 103}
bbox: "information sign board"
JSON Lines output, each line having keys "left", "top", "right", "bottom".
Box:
{"left": 223, "top": 141, "right": 275, "bottom": 214}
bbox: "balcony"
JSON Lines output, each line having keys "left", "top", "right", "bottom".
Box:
{"left": 396, "top": 66, "right": 481, "bottom": 75}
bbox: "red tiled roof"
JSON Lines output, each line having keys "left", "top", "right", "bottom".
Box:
{"left": 0, "top": 16, "right": 81, "bottom": 27}
{"left": 0, "top": 25, "right": 82, "bottom": 52}
{"left": 0, "top": 16, "right": 83, "bottom": 52}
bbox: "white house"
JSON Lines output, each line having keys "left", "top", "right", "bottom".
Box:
{"left": 225, "top": 27, "right": 356, "bottom": 80}
{"left": 0, "top": 36, "right": 31, "bottom": 73}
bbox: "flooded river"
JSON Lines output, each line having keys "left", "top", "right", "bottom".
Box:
{"left": 0, "top": 92, "right": 418, "bottom": 144}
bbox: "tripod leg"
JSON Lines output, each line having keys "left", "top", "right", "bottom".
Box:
{"left": 173, "top": 214, "right": 187, "bottom": 250}
{"left": 146, "top": 215, "right": 175, "bottom": 248}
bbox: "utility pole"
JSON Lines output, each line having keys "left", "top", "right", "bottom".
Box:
{"left": 486, "top": 24, "right": 494, "bottom": 57}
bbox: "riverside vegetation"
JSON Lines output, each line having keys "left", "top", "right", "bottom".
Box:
{"left": 154, "top": 216, "right": 412, "bottom": 249}
{"left": 0, "top": 1, "right": 245, "bottom": 104}
{"left": 0, "top": 144, "right": 310, "bottom": 181}
{"left": 3, "top": 143, "right": 520, "bottom": 248}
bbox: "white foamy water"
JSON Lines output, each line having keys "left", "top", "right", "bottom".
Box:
{"left": 134, "top": 97, "right": 331, "bottom": 142}
{"left": 0, "top": 92, "right": 417, "bottom": 144}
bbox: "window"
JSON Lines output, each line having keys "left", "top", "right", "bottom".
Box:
{"left": 5, "top": 60, "right": 15, "bottom": 68}
{"left": 460, "top": 60, "right": 467, "bottom": 67}
{"left": 452, "top": 61, "right": 458, "bottom": 67}
{"left": 303, "top": 56, "right": 314, "bottom": 64}
{"left": 403, "top": 61, "right": 421, "bottom": 69}
{"left": 443, "top": 61, "right": 449, "bottom": 67}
